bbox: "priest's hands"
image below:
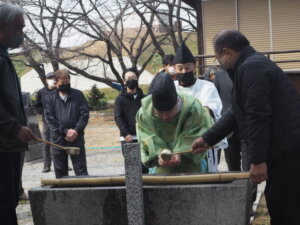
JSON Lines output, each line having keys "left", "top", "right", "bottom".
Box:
{"left": 191, "top": 137, "right": 210, "bottom": 153}
{"left": 250, "top": 162, "right": 268, "bottom": 184}
{"left": 158, "top": 154, "right": 181, "bottom": 167}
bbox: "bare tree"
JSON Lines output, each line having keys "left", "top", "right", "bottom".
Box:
{"left": 14, "top": 0, "right": 196, "bottom": 87}
{"left": 56, "top": 0, "right": 171, "bottom": 82}
{"left": 137, "top": 0, "right": 197, "bottom": 52}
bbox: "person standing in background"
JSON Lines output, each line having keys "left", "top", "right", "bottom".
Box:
{"left": 35, "top": 72, "right": 56, "bottom": 173}
{"left": 114, "top": 68, "right": 148, "bottom": 173}
{"left": 212, "top": 69, "right": 242, "bottom": 172}
{"left": 44, "top": 69, "right": 89, "bottom": 178}
{"left": 173, "top": 43, "right": 226, "bottom": 172}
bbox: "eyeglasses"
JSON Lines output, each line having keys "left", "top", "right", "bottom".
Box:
{"left": 214, "top": 52, "right": 223, "bottom": 64}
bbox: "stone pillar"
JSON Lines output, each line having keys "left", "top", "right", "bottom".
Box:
{"left": 22, "top": 92, "right": 43, "bottom": 162}
{"left": 123, "top": 143, "right": 145, "bottom": 225}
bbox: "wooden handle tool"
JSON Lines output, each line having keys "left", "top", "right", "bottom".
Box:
{"left": 36, "top": 137, "right": 67, "bottom": 150}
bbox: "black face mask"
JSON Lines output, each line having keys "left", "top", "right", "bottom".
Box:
{"left": 126, "top": 80, "right": 138, "bottom": 90}
{"left": 176, "top": 71, "right": 196, "bottom": 87}
{"left": 58, "top": 83, "right": 71, "bottom": 93}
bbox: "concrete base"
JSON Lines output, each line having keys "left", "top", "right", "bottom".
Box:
{"left": 29, "top": 179, "right": 252, "bottom": 225}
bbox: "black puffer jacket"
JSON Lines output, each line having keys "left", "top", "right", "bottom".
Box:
{"left": 114, "top": 88, "right": 145, "bottom": 137}
{"left": 0, "top": 51, "right": 27, "bottom": 153}
{"left": 203, "top": 46, "right": 300, "bottom": 164}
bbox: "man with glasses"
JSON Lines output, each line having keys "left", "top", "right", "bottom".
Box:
{"left": 192, "top": 29, "right": 300, "bottom": 225}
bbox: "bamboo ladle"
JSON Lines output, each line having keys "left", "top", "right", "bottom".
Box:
{"left": 35, "top": 137, "right": 80, "bottom": 155}
{"left": 160, "top": 149, "right": 193, "bottom": 161}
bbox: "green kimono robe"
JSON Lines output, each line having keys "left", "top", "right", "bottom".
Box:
{"left": 136, "top": 92, "right": 214, "bottom": 174}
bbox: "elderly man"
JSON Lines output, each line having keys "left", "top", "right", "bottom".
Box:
{"left": 136, "top": 72, "right": 213, "bottom": 174}
{"left": 44, "top": 69, "right": 89, "bottom": 178}
{"left": 0, "top": 3, "right": 35, "bottom": 225}
{"left": 173, "top": 43, "right": 226, "bottom": 172}
{"left": 192, "top": 30, "right": 300, "bottom": 225}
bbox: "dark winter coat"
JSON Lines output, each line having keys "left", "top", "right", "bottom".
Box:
{"left": 114, "top": 88, "right": 145, "bottom": 137}
{"left": 35, "top": 86, "right": 56, "bottom": 122}
{"left": 203, "top": 45, "right": 300, "bottom": 164}
{"left": 0, "top": 50, "right": 27, "bottom": 153}
{"left": 44, "top": 88, "right": 89, "bottom": 147}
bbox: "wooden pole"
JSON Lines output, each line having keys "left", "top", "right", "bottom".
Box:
{"left": 36, "top": 137, "right": 67, "bottom": 150}
{"left": 196, "top": 0, "right": 205, "bottom": 75}
{"left": 41, "top": 172, "right": 250, "bottom": 187}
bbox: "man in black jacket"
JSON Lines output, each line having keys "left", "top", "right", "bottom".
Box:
{"left": 44, "top": 69, "right": 89, "bottom": 178}
{"left": 35, "top": 72, "right": 56, "bottom": 172}
{"left": 114, "top": 68, "right": 148, "bottom": 173}
{"left": 191, "top": 30, "right": 300, "bottom": 225}
{"left": 0, "top": 3, "right": 35, "bottom": 225}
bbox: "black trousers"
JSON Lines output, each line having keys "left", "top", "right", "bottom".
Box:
{"left": 121, "top": 140, "right": 149, "bottom": 174}
{"left": 0, "top": 152, "right": 21, "bottom": 225}
{"left": 225, "top": 136, "right": 257, "bottom": 204}
{"left": 265, "top": 151, "right": 300, "bottom": 225}
{"left": 52, "top": 146, "right": 88, "bottom": 178}
{"left": 42, "top": 121, "right": 52, "bottom": 168}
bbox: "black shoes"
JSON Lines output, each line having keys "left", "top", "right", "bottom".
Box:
{"left": 19, "top": 192, "right": 29, "bottom": 201}
{"left": 42, "top": 165, "right": 51, "bottom": 173}
{"left": 42, "top": 166, "right": 72, "bottom": 172}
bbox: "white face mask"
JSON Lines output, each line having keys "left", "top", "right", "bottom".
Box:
{"left": 47, "top": 79, "right": 56, "bottom": 88}
{"left": 168, "top": 66, "right": 176, "bottom": 75}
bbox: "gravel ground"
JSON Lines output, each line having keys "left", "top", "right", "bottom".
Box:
{"left": 16, "top": 148, "right": 265, "bottom": 225}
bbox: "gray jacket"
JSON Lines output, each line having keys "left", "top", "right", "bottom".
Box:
{"left": 0, "top": 49, "right": 27, "bottom": 153}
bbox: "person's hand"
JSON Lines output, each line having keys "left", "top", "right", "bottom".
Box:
{"left": 124, "top": 135, "right": 133, "bottom": 143}
{"left": 16, "top": 126, "right": 36, "bottom": 143}
{"left": 191, "top": 137, "right": 210, "bottom": 153}
{"left": 158, "top": 154, "right": 181, "bottom": 167}
{"left": 250, "top": 162, "right": 268, "bottom": 184}
{"left": 65, "top": 129, "right": 78, "bottom": 142}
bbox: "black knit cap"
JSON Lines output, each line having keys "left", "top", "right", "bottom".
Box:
{"left": 172, "top": 42, "right": 196, "bottom": 64}
{"left": 149, "top": 72, "right": 178, "bottom": 111}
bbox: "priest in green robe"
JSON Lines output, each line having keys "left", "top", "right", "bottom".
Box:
{"left": 136, "top": 72, "right": 214, "bottom": 174}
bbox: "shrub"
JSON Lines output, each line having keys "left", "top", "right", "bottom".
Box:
{"left": 30, "top": 91, "right": 38, "bottom": 106}
{"left": 86, "top": 84, "right": 107, "bottom": 110}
